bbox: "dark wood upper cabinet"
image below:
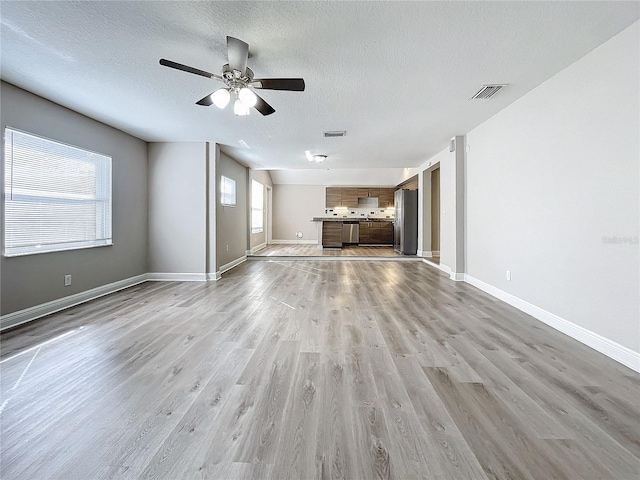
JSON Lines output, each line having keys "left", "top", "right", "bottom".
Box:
{"left": 326, "top": 186, "right": 396, "bottom": 208}
{"left": 325, "top": 187, "right": 342, "bottom": 208}
{"left": 341, "top": 188, "right": 358, "bottom": 208}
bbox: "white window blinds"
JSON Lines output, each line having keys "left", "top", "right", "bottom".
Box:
{"left": 251, "top": 180, "right": 264, "bottom": 234}
{"left": 3, "top": 128, "right": 112, "bottom": 257}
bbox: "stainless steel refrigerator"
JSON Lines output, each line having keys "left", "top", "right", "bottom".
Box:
{"left": 394, "top": 189, "right": 418, "bottom": 255}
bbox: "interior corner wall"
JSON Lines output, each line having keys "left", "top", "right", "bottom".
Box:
{"left": 249, "top": 170, "right": 273, "bottom": 249}
{"left": 216, "top": 151, "right": 248, "bottom": 269}
{"left": 272, "top": 185, "right": 324, "bottom": 241}
{"left": 428, "top": 147, "right": 456, "bottom": 271}
{"left": 465, "top": 22, "right": 640, "bottom": 353}
{"left": 0, "top": 81, "right": 148, "bottom": 315}
{"left": 148, "top": 142, "right": 207, "bottom": 275}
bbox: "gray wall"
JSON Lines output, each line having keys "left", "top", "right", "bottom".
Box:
{"left": 465, "top": 23, "right": 639, "bottom": 352}
{"left": 148, "top": 142, "right": 207, "bottom": 275}
{"left": 272, "top": 185, "right": 324, "bottom": 241}
{"left": 216, "top": 151, "right": 248, "bottom": 269}
{"left": 0, "top": 82, "right": 148, "bottom": 315}
{"left": 249, "top": 170, "right": 273, "bottom": 249}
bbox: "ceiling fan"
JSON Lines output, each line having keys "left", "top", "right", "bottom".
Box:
{"left": 160, "top": 36, "right": 305, "bottom": 116}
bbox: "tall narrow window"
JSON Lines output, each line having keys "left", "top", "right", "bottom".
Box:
{"left": 220, "top": 175, "right": 236, "bottom": 206}
{"left": 3, "top": 128, "right": 112, "bottom": 257}
{"left": 251, "top": 180, "right": 264, "bottom": 234}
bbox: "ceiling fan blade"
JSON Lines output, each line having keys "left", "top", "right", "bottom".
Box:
{"left": 159, "top": 59, "right": 217, "bottom": 79}
{"left": 253, "top": 93, "right": 276, "bottom": 116}
{"left": 252, "top": 78, "right": 305, "bottom": 91}
{"left": 227, "top": 36, "right": 249, "bottom": 75}
{"left": 195, "top": 93, "right": 214, "bottom": 106}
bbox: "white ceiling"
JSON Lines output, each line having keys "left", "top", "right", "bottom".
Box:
{"left": 1, "top": 2, "right": 637, "bottom": 171}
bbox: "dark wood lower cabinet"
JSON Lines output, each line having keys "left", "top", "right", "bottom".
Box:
{"left": 359, "top": 221, "right": 393, "bottom": 245}
{"left": 358, "top": 222, "right": 370, "bottom": 243}
{"left": 322, "top": 222, "right": 343, "bottom": 247}
{"left": 381, "top": 222, "right": 393, "bottom": 244}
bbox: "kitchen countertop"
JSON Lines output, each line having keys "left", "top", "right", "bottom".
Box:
{"left": 312, "top": 217, "right": 394, "bottom": 222}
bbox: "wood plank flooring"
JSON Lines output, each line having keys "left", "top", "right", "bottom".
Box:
{"left": 251, "top": 244, "right": 408, "bottom": 257}
{"left": 1, "top": 261, "right": 639, "bottom": 479}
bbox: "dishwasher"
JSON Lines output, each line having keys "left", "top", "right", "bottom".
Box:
{"left": 342, "top": 221, "right": 360, "bottom": 244}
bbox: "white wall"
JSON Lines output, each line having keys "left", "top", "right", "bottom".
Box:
{"left": 272, "top": 185, "right": 324, "bottom": 241}
{"left": 0, "top": 82, "right": 148, "bottom": 315}
{"left": 465, "top": 23, "right": 639, "bottom": 352}
{"left": 148, "top": 142, "right": 207, "bottom": 275}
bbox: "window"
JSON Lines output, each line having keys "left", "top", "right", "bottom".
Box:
{"left": 251, "top": 180, "right": 264, "bottom": 234}
{"left": 220, "top": 175, "right": 236, "bottom": 206}
{"left": 3, "top": 128, "right": 112, "bottom": 257}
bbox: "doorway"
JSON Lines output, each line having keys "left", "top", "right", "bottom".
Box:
{"left": 430, "top": 168, "right": 440, "bottom": 261}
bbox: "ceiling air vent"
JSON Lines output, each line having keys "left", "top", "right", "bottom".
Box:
{"left": 470, "top": 84, "right": 507, "bottom": 100}
{"left": 323, "top": 131, "right": 346, "bottom": 138}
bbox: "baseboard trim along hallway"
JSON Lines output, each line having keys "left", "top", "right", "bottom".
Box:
{"left": 464, "top": 273, "right": 640, "bottom": 373}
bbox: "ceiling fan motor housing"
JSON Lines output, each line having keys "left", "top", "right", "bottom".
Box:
{"left": 222, "top": 64, "right": 255, "bottom": 92}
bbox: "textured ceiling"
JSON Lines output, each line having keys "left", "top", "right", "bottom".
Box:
{"left": 1, "top": 2, "right": 638, "bottom": 170}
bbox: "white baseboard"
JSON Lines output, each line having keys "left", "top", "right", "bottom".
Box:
{"left": 421, "top": 250, "right": 433, "bottom": 257}
{"left": 208, "top": 272, "right": 222, "bottom": 281}
{"left": 464, "top": 274, "right": 640, "bottom": 373}
{"left": 218, "top": 255, "right": 247, "bottom": 276}
{"left": 271, "top": 239, "right": 318, "bottom": 245}
{"left": 417, "top": 249, "right": 424, "bottom": 257}
{"left": 249, "top": 243, "right": 267, "bottom": 254}
{"left": 432, "top": 250, "right": 440, "bottom": 256}
{"left": 147, "top": 273, "right": 207, "bottom": 282}
{"left": 450, "top": 272, "right": 465, "bottom": 282}
{"left": 0, "top": 274, "right": 148, "bottom": 331}
{"left": 421, "top": 258, "right": 451, "bottom": 276}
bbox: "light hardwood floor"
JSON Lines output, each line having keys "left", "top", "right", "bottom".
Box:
{"left": 1, "top": 261, "right": 639, "bottom": 479}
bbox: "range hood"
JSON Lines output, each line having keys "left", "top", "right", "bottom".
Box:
{"left": 358, "top": 197, "right": 379, "bottom": 208}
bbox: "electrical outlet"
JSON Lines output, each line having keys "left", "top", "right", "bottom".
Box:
{"left": 226, "top": 245, "right": 229, "bottom": 252}
{"left": 506, "top": 270, "right": 511, "bottom": 281}
{"left": 64, "top": 274, "right": 72, "bottom": 287}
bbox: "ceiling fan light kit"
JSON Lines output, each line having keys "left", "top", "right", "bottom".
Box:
{"left": 160, "top": 36, "right": 305, "bottom": 116}
{"left": 211, "top": 88, "right": 230, "bottom": 108}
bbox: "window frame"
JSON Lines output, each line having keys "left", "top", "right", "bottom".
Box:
{"left": 251, "top": 179, "right": 264, "bottom": 234}
{"left": 220, "top": 175, "right": 236, "bottom": 207}
{"left": 3, "top": 127, "right": 113, "bottom": 257}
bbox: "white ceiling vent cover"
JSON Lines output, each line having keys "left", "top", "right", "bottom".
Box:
{"left": 323, "top": 131, "right": 346, "bottom": 138}
{"left": 470, "top": 84, "right": 507, "bottom": 100}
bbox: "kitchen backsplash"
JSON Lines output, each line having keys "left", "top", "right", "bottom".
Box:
{"left": 324, "top": 206, "right": 394, "bottom": 218}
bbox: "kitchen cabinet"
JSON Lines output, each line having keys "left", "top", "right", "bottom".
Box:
{"left": 325, "top": 187, "right": 341, "bottom": 208}
{"left": 357, "top": 188, "right": 370, "bottom": 199}
{"left": 322, "top": 222, "right": 342, "bottom": 247}
{"left": 358, "top": 221, "right": 370, "bottom": 243}
{"left": 381, "top": 222, "right": 393, "bottom": 244}
{"left": 358, "top": 221, "right": 393, "bottom": 245}
{"left": 379, "top": 189, "right": 394, "bottom": 208}
{"left": 396, "top": 175, "right": 419, "bottom": 191}
{"left": 341, "top": 188, "right": 358, "bottom": 208}
{"left": 367, "top": 188, "right": 380, "bottom": 199}
{"left": 326, "top": 187, "right": 396, "bottom": 208}
{"left": 370, "top": 222, "right": 382, "bottom": 243}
